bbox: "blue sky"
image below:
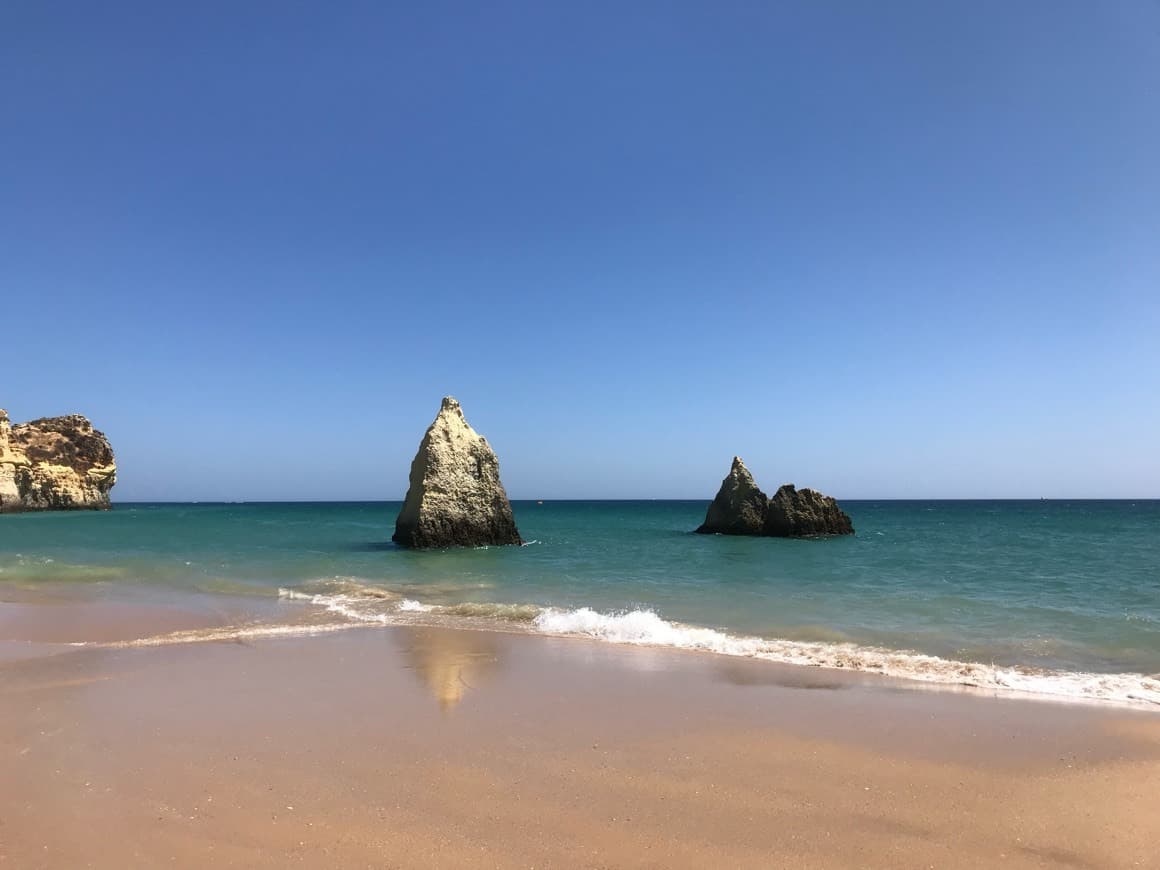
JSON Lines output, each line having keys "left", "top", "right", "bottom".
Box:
{"left": 2, "top": 1, "right": 1157, "bottom": 500}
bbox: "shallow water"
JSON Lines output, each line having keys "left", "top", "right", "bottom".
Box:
{"left": 1, "top": 500, "right": 1158, "bottom": 705}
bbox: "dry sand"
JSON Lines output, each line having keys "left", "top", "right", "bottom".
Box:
{"left": 2, "top": 617, "right": 1159, "bottom": 868}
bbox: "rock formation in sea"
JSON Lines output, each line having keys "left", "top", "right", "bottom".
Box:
{"left": 694, "top": 456, "right": 768, "bottom": 535}
{"left": 762, "top": 484, "right": 854, "bottom": 538}
{"left": 695, "top": 456, "right": 854, "bottom": 538}
{"left": 0, "top": 410, "right": 117, "bottom": 513}
{"left": 392, "top": 397, "right": 522, "bottom": 549}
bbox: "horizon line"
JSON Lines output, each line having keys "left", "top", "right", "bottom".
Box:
{"left": 101, "top": 497, "right": 1160, "bottom": 505}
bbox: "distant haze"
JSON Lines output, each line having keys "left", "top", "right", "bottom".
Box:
{"left": 3, "top": 2, "right": 1157, "bottom": 500}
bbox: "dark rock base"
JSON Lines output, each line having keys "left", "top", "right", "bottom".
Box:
{"left": 393, "top": 514, "right": 522, "bottom": 549}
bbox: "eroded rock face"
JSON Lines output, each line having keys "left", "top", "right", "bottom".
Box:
{"left": 392, "top": 397, "right": 522, "bottom": 549}
{"left": 763, "top": 484, "right": 854, "bottom": 538}
{"left": 695, "top": 456, "right": 768, "bottom": 535}
{"left": 0, "top": 410, "right": 117, "bottom": 513}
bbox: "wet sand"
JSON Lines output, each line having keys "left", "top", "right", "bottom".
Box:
{"left": 2, "top": 618, "right": 1159, "bottom": 868}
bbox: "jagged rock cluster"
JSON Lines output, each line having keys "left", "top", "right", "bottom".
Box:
{"left": 0, "top": 410, "right": 117, "bottom": 513}
{"left": 393, "top": 397, "right": 522, "bottom": 549}
{"left": 695, "top": 456, "right": 853, "bottom": 538}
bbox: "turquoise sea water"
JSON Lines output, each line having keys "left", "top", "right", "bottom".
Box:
{"left": 1, "top": 500, "right": 1158, "bottom": 705}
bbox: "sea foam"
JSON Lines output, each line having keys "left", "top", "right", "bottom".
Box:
{"left": 269, "top": 586, "right": 1160, "bottom": 709}
{"left": 531, "top": 607, "right": 1160, "bottom": 708}
{"left": 104, "top": 621, "right": 359, "bottom": 648}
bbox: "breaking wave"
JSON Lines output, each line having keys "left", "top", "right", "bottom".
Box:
{"left": 530, "top": 607, "right": 1160, "bottom": 708}
{"left": 99, "top": 580, "right": 1160, "bottom": 709}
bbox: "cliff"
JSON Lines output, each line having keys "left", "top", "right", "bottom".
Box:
{"left": 0, "top": 410, "right": 117, "bottom": 513}
{"left": 393, "top": 397, "right": 522, "bottom": 549}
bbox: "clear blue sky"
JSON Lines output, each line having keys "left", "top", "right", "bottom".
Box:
{"left": 2, "top": 1, "right": 1157, "bottom": 500}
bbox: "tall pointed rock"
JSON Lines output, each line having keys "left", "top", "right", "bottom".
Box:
{"left": 694, "top": 456, "right": 768, "bottom": 535}
{"left": 392, "top": 397, "right": 522, "bottom": 549}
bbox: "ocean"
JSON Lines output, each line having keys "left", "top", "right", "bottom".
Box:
{"left": 1, "top": 500, "right": 1157, "bottom": 707}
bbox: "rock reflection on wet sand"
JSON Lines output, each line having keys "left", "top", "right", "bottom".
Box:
{"left": 398, "top": 626, "right": 501, "bottom": 712}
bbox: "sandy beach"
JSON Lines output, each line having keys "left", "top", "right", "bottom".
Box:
{"left": 2, "top": 603, "right": 1158, "bottom": 869}
{"left": 6, "top": 0, "right": 1158, "bottom": 865}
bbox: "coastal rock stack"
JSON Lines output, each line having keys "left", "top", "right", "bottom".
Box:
{"left": 0, "top": 410, "right": 117, "bottom": 513}
{"left": 694, "top": 457, "right": 768, "bottom": 535}
{"left": 393, "top": 397, "right": 522, "bottom": 549}
{"left": 764, "top": 484, "right": 854, "bottom": 537}
{"left": 695, "top": 457, "right": 853, "bottom": 538}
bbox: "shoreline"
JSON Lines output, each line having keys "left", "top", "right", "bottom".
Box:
{"left": 3, "top": 618, "right": 1159, "bottom": 868}
{"left": 4, "top": 586, "right": 1160, "bottom": 712}
{"left": 4, "top": 499, "right": 1157, "bottom": 715}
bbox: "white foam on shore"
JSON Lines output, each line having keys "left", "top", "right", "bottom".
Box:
{"left": 101, "top": 621, "right": 360, "bottom": 648}
{"left": 270, "top": 587, "right": 1160, "bottom": 709}
{"left": 277, "top": 589, "right": 316, "bottom": 601}
{"left": 278, "top": 587, "right": 396, "bottom": 624}
{"left": 398, "top": 599, "right": 435, "bottom": 612}
{"left": 531, "top": 607, "right": 1160, "bottom": 709}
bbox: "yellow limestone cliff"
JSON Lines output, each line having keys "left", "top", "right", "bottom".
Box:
{"left": 0, "top": 410, "right": 116, "bottom": 513}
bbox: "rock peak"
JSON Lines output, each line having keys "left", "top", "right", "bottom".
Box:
{"left": 393, "top": 398, "right": 521, "bottom": 549}
{"left": 695, "top": 456, "right": 768, "bottom": 535}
